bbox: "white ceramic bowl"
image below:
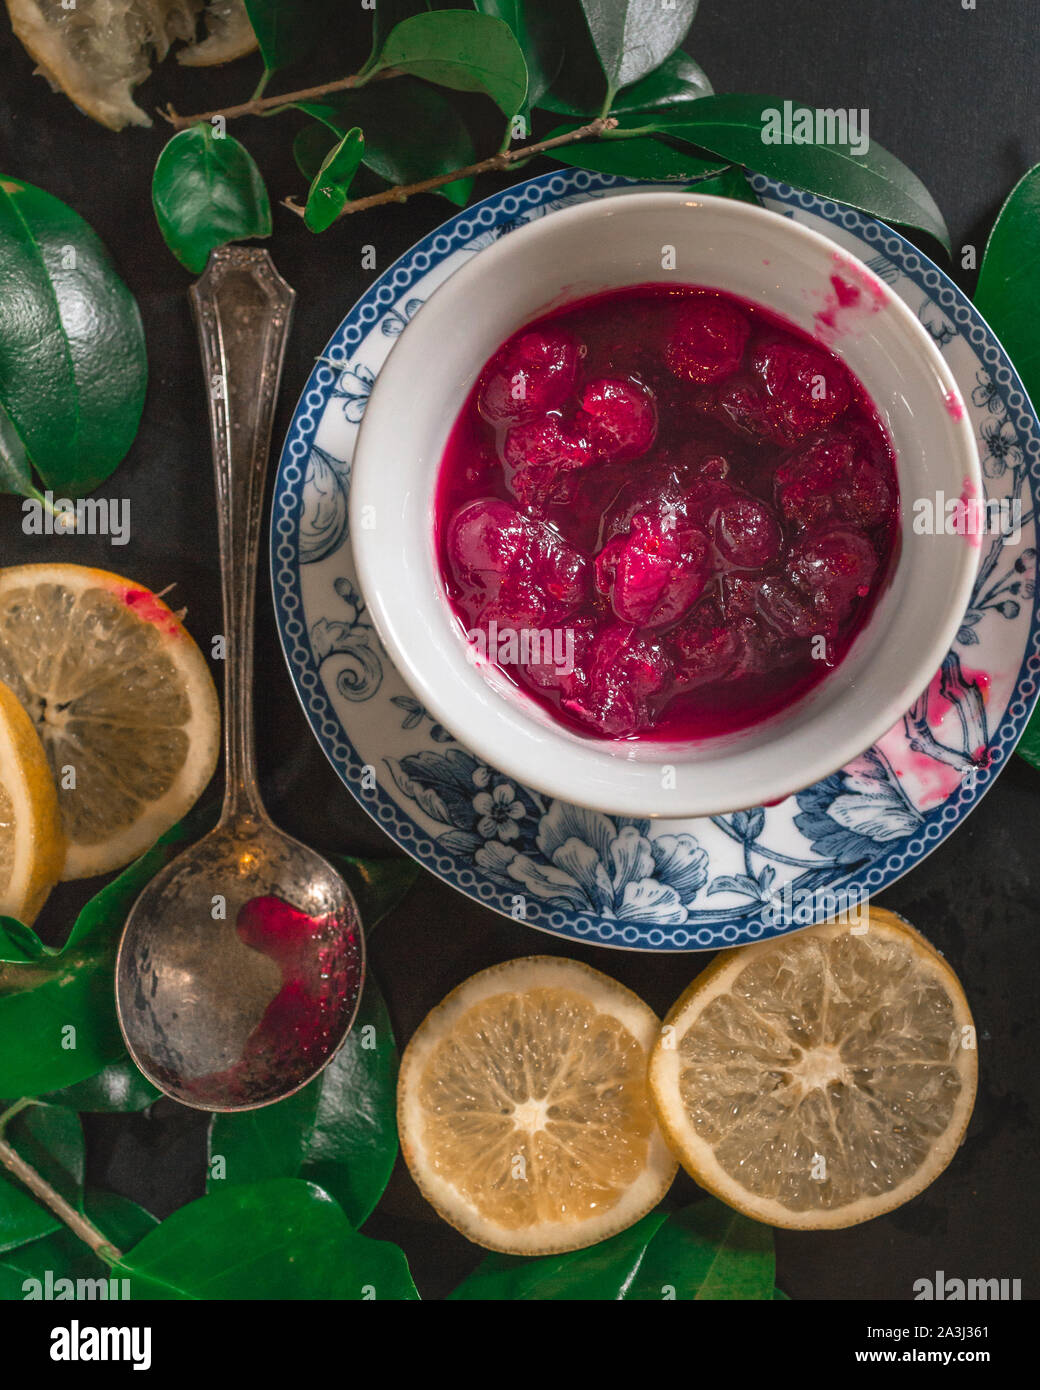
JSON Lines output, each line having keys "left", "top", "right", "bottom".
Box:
{"left": 351, "top": 192, "right": 981, "bottom": 818}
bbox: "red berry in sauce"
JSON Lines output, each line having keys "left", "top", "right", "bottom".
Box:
{"left": 787, "top": 525, "right": 879, "bottom": 635}
{"left": 713, "top": 495, "right": 783, "bottom": 571}
{"left": 447, "top": 498, "right": 587, "bottom": 620}
{"left": 757, "top": 576, "right": 819, "bottom": 640}
{"left": 502, "top": 413, "right": 595, "bottom": 512}
{"left": 563, "top": 624, "right": 673, "bottom": 737}
{"left": 776, "top": 428, "right": 896, "bottom": 532}
{"left": 726, "top": 614, "right": 788, "bottom": 679}
{"left": 673, "top": 601, "right": 741, "bottom": 687}
{"left": 666, "top": 297, "right": 750, "bottom": 384}
{"left": 721, "top": 572, "right": 766, "bottom": 619}
{"left": 581, "top": 377, "right": 658, "bottom": 461}
{"left": 523, "top": 614, "right": 597, "bottom": 699}
{"left": 595, "top": 513, "right": 710, "bottom": 629}
{"left": 752, "top": 338, "right": 852, "bottom": 444}
{"left": 713, "top": 374, "right": 777, "bottom": 443}
{"left": 477, "top": 328, "right": 582, "bottom": 425}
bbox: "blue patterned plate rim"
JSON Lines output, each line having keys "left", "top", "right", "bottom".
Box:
{"left": 270, "top": 168, "right": 1040, "bottom": 952}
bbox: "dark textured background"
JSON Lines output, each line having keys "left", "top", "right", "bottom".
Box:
{"left": 1, "top": 0, "right": 1037, "bottom": 1301}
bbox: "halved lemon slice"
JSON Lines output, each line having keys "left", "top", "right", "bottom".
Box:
{"left": 649, "top": 909, "right": 978, "bottom": 1230}
{"left": 178, "top": 0, "right": 256, "bottom": 66}
{"left": 0, "top": 679, "right": 64, "bottom": 924}
{"left": 6, "top": 0, "right": 201, "bottom": 129}
{"left": 0, "top": 564, "right": 219, "bottom": 880}
{"left": 398, "top": 956, "right": 677, "bottom": 1254}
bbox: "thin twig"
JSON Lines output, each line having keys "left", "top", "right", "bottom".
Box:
{"left": 160, "top": 67, "right": 402, "bottom": 131}
{"left": 0, "top": 1116, "right": 123, "bottom": 1263}
{"left": 283, "top": 116, "right": 619, "bottom": 221}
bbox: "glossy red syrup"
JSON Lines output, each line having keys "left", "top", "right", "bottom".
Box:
{"left": 435, "top": 284, "right": 900, "bottom": 742}
{"left": 183, "top": 895, "right": 362, "bottom": 1106}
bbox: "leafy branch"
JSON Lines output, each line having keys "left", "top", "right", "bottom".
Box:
{"left": 282, "top": 116, "right": 618, "bottom": 221}
{"left": 159, "top": 67, "right": 404, "bottom": 131}
{"left": 0, "top": 1100, "right": 121, "bottom": 1262}
{"left": 146, "top": 0, "right": 952, "bottom": 260}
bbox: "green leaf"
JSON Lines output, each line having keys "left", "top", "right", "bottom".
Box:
{"left": 293, "top": 124, "right": 336, "bottom": 182}
{"left": 0, "top": 805, "right": 218, "bottom": 1097}
{"left": 40, "top": 1060, "right": 160, "bottom": 1114}
{"left": 0, "top": 176, "right": 147, "bottom": 497}
{"left": 539, "top": 48, "right": 711, "bottom": 117}
{"left": 152, "top": 125, "right": 272, "bottom": 274}
{"left": 297, "top": 970, "right": 399, "bottom": 1224}
{"left": 300, "top": 79, "right": 478, "bottom": 208}
{"left": 689, "top": 162, "right": 761, "bottom": 205}
{"left": 0, "top": 1192, "right": 156, "bottom": 1298}
{"left": 114, "top": 1179, "right": 419, "bottom": 1299}
{"left": 0, "top": 1184, "right": 59, "bottom": 1263}
{"left": 0, "top": 403, "right": 33, "bottom": 499}
{"left": 0, "top": 1103, "right": 84, "bottom": 1254}
{"left": 371, "top": 10, "right": 528, "bottom": 117}
{"left": 612, "top": 50, "right": 712, "bottom": 114}
{"left": 773, "top": 1286, "right": 791, "bottom": 1299}
{"left": 579, "top": 0, "right": 700, "bottom": 97}
{"left": 449, "top": 1212, "right": 668, "bottom": 1299}
{"left": 1015, "top": 716, "right": 1040, "bottom": 771}
{"left": 449, "top": 1201, "right": 776, "bottom": 1300}
{"left": 242, "top": 0, "right": 336, "bottom": 74}
{"left": 976, "top": 163, "right": 1040, "bottom": 417}
{"left": 208, "top": 1075, "right": 320, "bottom": 1192}
{"left": 475, "top": 1, "right": 563, "bottom": 112}
{"left": 0, "top": 943, "right": 124, "bottom": 1098}
{"left": 647, "top": 94, "right": 951, "bottom": 255}
{"left": 293, "top": 140, "right": 394, "bottom": 211}
{"left": 207, "top": 967, "right": 399, "bottom": 1226}
{"left": 304, "top": 128, "right": 365, "bottom": 233}
{"left": 544, "top": 121, "right": 725, "bottom": 181}
{"left": 0, "top": 915, "right": 46, "bottom": 964}
{"left": 364, "top": 0, "right": 429, "bottom": 71}
{"left": 624, "top": 1199, "right": 775, "bottom": 1299}
{"left": 1007, "top": 135, "right": 1040, "bottom": 771}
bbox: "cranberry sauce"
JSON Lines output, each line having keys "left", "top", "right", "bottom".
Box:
{"left": 434, "top": 284, "right": 899, "bottom": 742}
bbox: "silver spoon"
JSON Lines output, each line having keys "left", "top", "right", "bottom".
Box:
{"left": 115, "top": 247, "right": 364, "bottom": 1112}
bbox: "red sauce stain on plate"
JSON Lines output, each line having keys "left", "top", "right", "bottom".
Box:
{"left": 944, "top": 390, "right": 966, "bottom": 421}
{"left": 813, "top": 258, "right": 886, "bottom": 342}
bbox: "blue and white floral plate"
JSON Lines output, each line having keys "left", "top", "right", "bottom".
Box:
{"left": 270, "top": 170, "right": 1040, "bottom": 951}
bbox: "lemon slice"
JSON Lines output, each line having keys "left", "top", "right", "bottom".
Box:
{"left": 649, "top": 909, "right": 978, "bottom": 1230}
{"left": 0, "top": 680, "right": 64, "bottom": 924}
{"left": 178, "top": 0, "right": 255, "bottom": 66}
{"left": 6, "top": 0, "right": 202, "bottom": 129}
{"left": 0, "top": 564, "right": 219, "bottom": 880}
{"left": 398, "top": 956, "right": 677, "bottom": 1255}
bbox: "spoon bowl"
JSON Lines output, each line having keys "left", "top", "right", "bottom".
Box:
{"left": 116, "top": 814, "right": 363, "bottom": 1110}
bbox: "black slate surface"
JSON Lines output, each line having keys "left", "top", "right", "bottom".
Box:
{"left": 0, "top": 0, "right": 1037, "bottom": 1302}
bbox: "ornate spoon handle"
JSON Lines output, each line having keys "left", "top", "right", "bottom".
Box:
{"left": 190, "top": 247, "right": 295, "bottom": 825}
